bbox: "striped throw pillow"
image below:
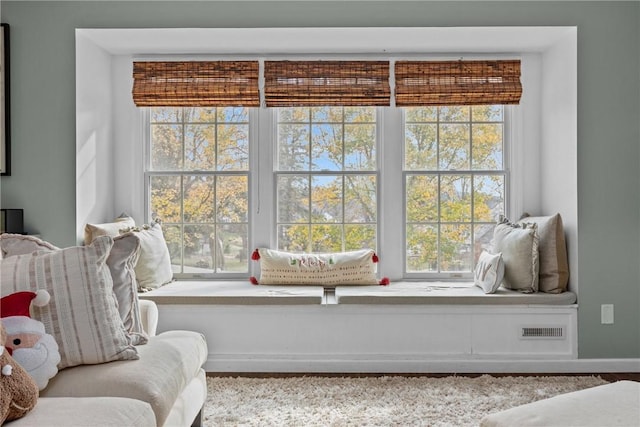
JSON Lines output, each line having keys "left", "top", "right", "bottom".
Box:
{"left": 0, "top": 236, "right": 138, "bottom": 369}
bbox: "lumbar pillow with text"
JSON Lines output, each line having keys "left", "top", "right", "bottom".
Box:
{"left": 0, "top": 233, "right": 148, "bottom": 346}
{"left": 250, "top": 248, "right": 383, "bottom": 286}
{"left": 518, "top": 213, "right": 569, "bottom": 293}
{"left": 0, "top": 236, "right": 138, "bottom": 369}
{"left": 491, "top": 216, "right": 539, "bottom": 293}
{"left": 474, "top": 250, "right": 505, "bottom": 294}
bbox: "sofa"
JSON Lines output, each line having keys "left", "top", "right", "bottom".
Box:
{"left": 0, "top": 234, "right": 208, "bottom": 426}
{"left": 5, "top": 300, "right": 208, "bottom": 427}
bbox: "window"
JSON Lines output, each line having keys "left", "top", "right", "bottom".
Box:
{"left": 147, "top": 107, "right": 250, "bottom": 277}
{"left": 404, "top": 105, "right": 506, "bottom": 278}
{"left": 145, "top": 104, "right": 510, "bottom": 281}
{"left": 275, "top": 107, "right": 378, "bottom": 252}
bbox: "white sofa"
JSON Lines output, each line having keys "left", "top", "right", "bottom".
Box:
{"left": 8, "top": 300, "right": 208, "bottom": 427}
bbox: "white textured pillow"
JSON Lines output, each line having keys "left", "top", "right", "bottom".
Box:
{"left": 518, "top": 213, "right": 569, "bottom": 293}
{"left": 474, "top": 251, "right": 505, "bottom": 294}
{"left": 84, "top": 216, "right": 136, "bottom": 244}
{"left": 120, "top": 223, "right": 173, "bottom": 291}
{"left": 253, "top": 248, "right": 379, "bottom": 286}
{"left": 0, "top": 236, "right": 138, "bottom": 369}
{"left": 491, "top": 217, "right": 539, "bottom": 293}
{"left": 0, "top": 233, "right": 148, "bottom": 346}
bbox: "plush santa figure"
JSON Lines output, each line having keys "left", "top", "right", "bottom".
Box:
{"left": 1, "top": 291, "right": 60, "bottom": 390}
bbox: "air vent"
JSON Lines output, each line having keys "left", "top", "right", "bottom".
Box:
{"left": 520, "top": 326, "right": 565, "bottom": 340}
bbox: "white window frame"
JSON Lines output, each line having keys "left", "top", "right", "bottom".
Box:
{"left": 143, "top": 107, "right": 253, "bottom": 280}
{"left": 273, "top": 106, "right": 381, "bottom": 254}
{"left": 144, "top": 103, "right": 520, "bottom": 282}
{"left": 400, "top": 106, "right": 513, "bottom": 280}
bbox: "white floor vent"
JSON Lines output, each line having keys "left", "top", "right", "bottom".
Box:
{"left": 520, "top": 326, "right": 565, "bottom": 340}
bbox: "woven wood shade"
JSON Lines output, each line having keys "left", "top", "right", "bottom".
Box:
{"left": 264, "top": 61, "right": 391, "bottom": 107}
{"left": 132, "top": 61, "right": 260, "bottom": 107}
{"left": 395, "top": 60, "right": 522, "bottom": 106}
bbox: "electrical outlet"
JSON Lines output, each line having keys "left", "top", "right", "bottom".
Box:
{"left": 601, "top": 304, "right": 614, "bottom": 324}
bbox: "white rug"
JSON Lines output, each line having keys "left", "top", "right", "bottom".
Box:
{"left": 204, "top": 374, "right": 608, "bottom": 426}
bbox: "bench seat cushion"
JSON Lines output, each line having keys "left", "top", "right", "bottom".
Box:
{"left": 40, "top": 330, "right": 207, "bottom": 426}
{"left": 141, "top": 280, "right": 324, "bottom": 305}
{"left": 336, "top": 282, "right": 577, "bottom": 305}
{"left": 480, "top": 380, "right": 640, "bottom": 427}
{"left": 8, "top": 397, "right": 155, "bottom": 427}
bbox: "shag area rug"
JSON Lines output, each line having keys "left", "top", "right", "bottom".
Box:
{"left": 203, "top": 374, "right": 608, "bottom": 426}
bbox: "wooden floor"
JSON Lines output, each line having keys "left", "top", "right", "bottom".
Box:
{"left": 598, "top": 372, "right": 640, "bottom": 382}
{"left": 209, "top": 372, "right": 640, "bottom": 382}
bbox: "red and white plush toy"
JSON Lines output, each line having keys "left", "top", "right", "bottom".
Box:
{"left": 0, "top": 319, "right": 39, "bottom": 423}
{"left": 1, "top": 291, "right": 60, "bottom": 390}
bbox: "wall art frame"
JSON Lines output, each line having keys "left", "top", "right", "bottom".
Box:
{"left": 1, "top": 23, "right": 10, "bottom": 176}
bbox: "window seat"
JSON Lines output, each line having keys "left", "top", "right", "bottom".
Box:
{"left": 139, "top": 280, "right": 578, "bottom": 372}
{"left": 139, "top": 280, "right": 576, "bottom": 306}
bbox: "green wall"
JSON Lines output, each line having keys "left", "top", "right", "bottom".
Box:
{"left": 1, "top": 1, "right": 638, "bottom": 359}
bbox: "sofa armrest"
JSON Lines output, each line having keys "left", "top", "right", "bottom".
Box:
{"left": 138, "top": 299, "right": 159, "bottom": 337}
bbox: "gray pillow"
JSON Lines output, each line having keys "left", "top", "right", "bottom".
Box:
{"left": 491, "top": 217, "right": 539, "bottom": 293}
{"left": 518, "top": 213, "right": 569, "bottom": 293}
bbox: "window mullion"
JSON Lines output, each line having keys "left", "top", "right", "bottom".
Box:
{"left": 380, "top": 107, "right": 404, "bottom": 280}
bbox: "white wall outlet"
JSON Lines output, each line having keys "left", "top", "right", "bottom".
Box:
{"left": 601, "top": 304, "right": 614, "bottom": 324}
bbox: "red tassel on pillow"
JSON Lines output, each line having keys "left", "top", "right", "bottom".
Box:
{"left": 372, "top": 253, "right": 379, "bottom": 263}
{"left": 251, "top": 249, "right": 260, "bottom": 261}
{"left": 249, "top": 276, "right": 259, "bottom": 285}
{"left": 379, "top": 277, "right": 390, "bottom": 286}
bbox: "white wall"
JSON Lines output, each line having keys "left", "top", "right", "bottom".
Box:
{"left": 540, "top": 29, "right": 578, "bottom": 292}
{"left": 112, "top": 56, "right": 146, "bottom": 224}
{"left": 75, "top": 33, "right": 115, "bottom": 243}
{"left": 516, "top": 53, "right": 542, "bottom": 217}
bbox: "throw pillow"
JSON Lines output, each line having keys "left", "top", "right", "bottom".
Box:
{"left": 0, "top": 233, "right": 57, "bottom": 258}
{"left": 474, "top": 251, "right": 505, "bottom": 294}
{"left": 0, "top": 233, "right": 149, "bottom": 345}
{"left": 491, "top": 217, "right": 539, "bottom": 293}
{"left": 251, "top": 248, "right": 380, "bottom": 286}
{"left": 0, "top": 236, "right": 139, "bottom": 369}
{"left": 106, "top": 233, "right": 148, "bottom": 345}
{"left": 120, "top": 223, "right": 173, "bottom": 291}
{"left": 84, "top": 215, "right": 135, "bottom": 244}
{"left": 518, "top": 213, "right": 569, "bottom": 293}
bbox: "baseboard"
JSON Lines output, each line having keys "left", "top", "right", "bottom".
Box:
{"left": 205, "top": 355, "right": 640, "bottom": 374}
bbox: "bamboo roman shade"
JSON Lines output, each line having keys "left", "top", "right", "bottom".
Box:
{"left": 132, "top": 61, "right": 260, "bottom": 107}
{"left": 395, "top": 60, "right": 522, "bottom": 106}
{"left": 264, "top": 61, "right": 391, "bottom": 107}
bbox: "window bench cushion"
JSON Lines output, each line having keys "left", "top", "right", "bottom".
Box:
{"left": 335, "top": 282, "right": 577, "bottom": 305}
{"left": 140, "top": 280, "right": 324, "bottom": 305}
{"left": 138, "top": 280, "right": 576, "bottom": 306}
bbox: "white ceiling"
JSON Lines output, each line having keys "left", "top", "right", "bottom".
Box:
{"left": 78, "top": 26, "right": 575, "bottom": 56}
